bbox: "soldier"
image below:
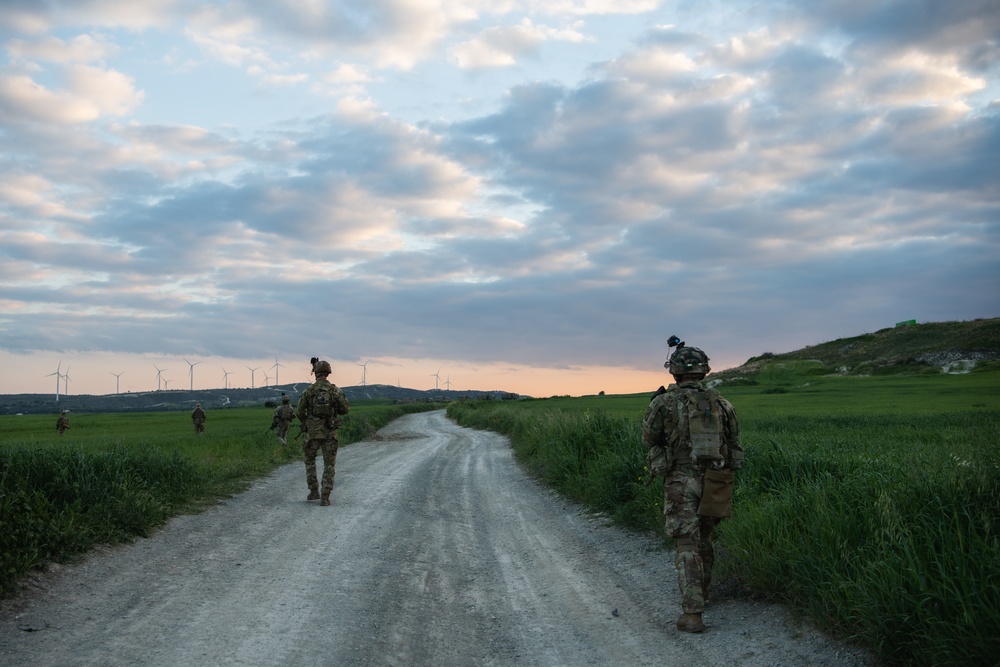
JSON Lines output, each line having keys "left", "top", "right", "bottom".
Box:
{"left": 56, "top": 409, "right": 70, "bottom": 435}
{"left": 296, "top": 359, "right": 350, "bottom": 506}
{"left": 273, "top": 393, "right": 296, "bottom": 446}
{"left": 191, "top": 403, "right": 206, "bottom": 434}
{"left": 643, "top": 338, "right": 744, "bottom": 633}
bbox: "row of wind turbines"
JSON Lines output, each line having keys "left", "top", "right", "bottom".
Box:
{"left": 354, "top": 360, "right": 452, "bottom": 391}
{"left": 45, "top": 357, "right": 455, "bottom": 401}
{"left": 45, "top": 356, "right": 288, "bottom": 401}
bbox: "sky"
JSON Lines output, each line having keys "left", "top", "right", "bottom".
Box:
{"left": 1, "top": 1, "right": 998, "bottom": 398}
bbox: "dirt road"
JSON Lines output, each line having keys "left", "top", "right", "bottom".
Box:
{"left": 0, "top": 410, "right": 873, "bottom": 666}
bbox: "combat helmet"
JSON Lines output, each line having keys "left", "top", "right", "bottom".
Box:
{"left": 313, "top": 359, "right": 332, "bottom": 375}
{"left": 665, "top": 336, "right": 711, "bottom": 376}
{"left": 281, "top": 393, "right": 290, "bottom": 403}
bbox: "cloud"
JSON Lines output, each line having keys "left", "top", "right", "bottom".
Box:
{"left": 1, "top": 1, "right": 997, "bottom": 395}
{"left": 0, "top": 64, "right": 143, "bottom": 123}
{"left": 0, "top": 0, "right": 179, "bottom": 34}
{"left": 6, "top": 34, "right": 118, "bottom": 63}
{"left": 450, "top": 18, "right": 588, "bottom": 69}
{"left": 807, "top": 0, "right": 1000, "bottom": 70}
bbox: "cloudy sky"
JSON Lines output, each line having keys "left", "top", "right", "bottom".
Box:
{"left": 1, "top": 1, "right": 998, "bottom": 397}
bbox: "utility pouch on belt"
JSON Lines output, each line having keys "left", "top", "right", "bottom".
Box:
{"left": 697, "top": 468, "right": 734, "bottom": 518}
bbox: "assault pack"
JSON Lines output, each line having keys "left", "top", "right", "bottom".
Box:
{"left": 681, "top": 386, "right": 725, "bottom": 464}
{"left": 310, "top": 386, "right": 335, "bottom": 418}
{"left": 646, "top": 384, "right": 725, "bottom": 477}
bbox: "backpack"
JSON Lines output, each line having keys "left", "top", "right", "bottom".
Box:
{"left": 681, "top": 387, "right": 725, "bottom": 464}
{"left": 310, "top": 386, "right": 334, "bottom": 418}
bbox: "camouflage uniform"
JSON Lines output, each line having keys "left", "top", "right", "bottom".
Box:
{"left": 191, "top": 404, "right": 206, "bottom": 434}
{"left": 643, "top": 378, "right": 743, "bottom": 626}
{"left": 56, "top": 411, "right": 70, "bottom": 435}
{"left": 296, "top": 374, "right": 350, "bottom": 504}
{"left": 273, "top": 396, "right": 295, "bottom": 446}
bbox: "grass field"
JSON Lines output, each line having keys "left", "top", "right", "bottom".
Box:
{"left": 447, "top": 366, "right": 1000, "bottom": 667}
{"left": 0, "top": 401, "right": 438, "bottom": 598}
{"left": 3, "top": 366, "right": 998, "bottom": 666}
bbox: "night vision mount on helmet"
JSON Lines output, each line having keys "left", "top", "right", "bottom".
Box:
{"left": 665, "top": 335, "right": 711, "bottom": 376}
{"left": 311, "top": 357, "right": 332, "bottom": 375}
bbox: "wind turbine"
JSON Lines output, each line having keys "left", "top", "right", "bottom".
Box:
{"left": 247, "top": 366, "right": 259, "bottom": 389}
{"left": 263, "top": 372, "right": 271, "bottom": 387}
{"left": 444, "top": 375, "right": 452, "bottom": 391}
{"left": 154, "top": 364, "right": 167, "bottom": 391}
{"left": 62, "top": 366, "right": 71, "bottom": 396}
{"left": 221, "top": 368, "right": 231, "bottom": 389}
{"left": 111, "top": 371, "right": 125, "bottom": 394}
{"left": 431, "top": 369, "right": 441, "bottom": 390}
{"left": 45, "top": 361, "right": 62, "bottom": 402}
{"left": 271, "top": 355, "right": 284, "bottom": 387}
{"left": 163, "top": 377, "right": 172, "bottom": 390}
{"left": 184, "top": 358, "right": 202, "bottom": 391}
{"left": 357, "top": 359, "right": 370, "bottom": 386}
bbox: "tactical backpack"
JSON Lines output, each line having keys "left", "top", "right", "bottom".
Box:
{"left": 681, "top": 387, "right": 725, "bottom": 464}
{"left": 310, "top": 386, "right": 335, "bottom": 418}
{"left": 645, "top": 385, "right": 726, "bottom": 476}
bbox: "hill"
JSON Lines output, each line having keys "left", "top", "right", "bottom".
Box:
{"left": 712, "top": 316, "right": 1000, "bottom": 383}
{"left": 0, "top": 383, "right": 521, "bottom": 416}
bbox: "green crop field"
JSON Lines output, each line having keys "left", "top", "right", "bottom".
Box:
{"left": 3, "top": 363, "right": 998, "bottom": 667}
{"left": 0, "top": 401, "right": 438, "bottom": 599}
{"left": 447, "top": 366, "right": 1000, "bottom": 667}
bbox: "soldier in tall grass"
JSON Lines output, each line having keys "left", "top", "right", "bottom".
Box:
{"left": 56, "top": 409, "right": 70, "bottom": 435}
{"left": 191, "top": 403, "right": 206, "bottom": 434}
{"left": 643, "top": 339, "right": 743, "bottom": 633}
{"left": 296, "top": 359, "right": 350, "bottom": 506}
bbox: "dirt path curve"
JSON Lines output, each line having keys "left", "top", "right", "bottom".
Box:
{"left": 1, "top": 410, "right": 874, "bottom": 666}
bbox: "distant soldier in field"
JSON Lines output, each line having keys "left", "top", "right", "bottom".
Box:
{"left": 191, "top": 403, "right": 206, "bottom": 434}
{"left": 56, "top": 409, "right": 70, "bottom": 435}
{"left": 296, "top": 359, "right": 350, "bottom": 506}
{"left": 643, "top": 337, "right": 744, "bottom": 633}
{"left": 272, "top": 393, "right": 296, "bottom": 446}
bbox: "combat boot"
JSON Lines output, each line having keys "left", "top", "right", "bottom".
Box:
{"left": 320, "top": 494, "right": 331, "bottom": 506}
{"left": 307, "top": 489, "right": 320, "bottom": 501}
{"left": 676, "top": 613, "right": 706, "bottom": 633}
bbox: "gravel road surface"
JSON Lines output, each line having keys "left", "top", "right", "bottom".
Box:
{"left": 0, "top": 410, "right": 875, "bottom": 666}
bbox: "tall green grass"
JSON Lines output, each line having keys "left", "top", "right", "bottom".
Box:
{"left": 0, "top": 402, "right": 437, "bottom": 597}
{"left": 447, "top": 378, "right": 1000, "bottom": 667}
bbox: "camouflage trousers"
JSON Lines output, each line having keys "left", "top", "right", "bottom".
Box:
{"left": 302, "top": 435, "right": 339, "bottom": 496}
{"left": 275, "top": 420, "right": 291, "bottom": 444}
{"left": 663, "top": 470, "right": 721, "bottom": 614}
{"left": 193, "top": 419, "right": 205, "bottom": 434}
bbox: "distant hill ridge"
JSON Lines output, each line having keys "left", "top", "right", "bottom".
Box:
{"left": 714, "top": 317, "right": 1000, "bottom": 380}
{"left": 0, "top": 383, "right": 518, "bottom": 416}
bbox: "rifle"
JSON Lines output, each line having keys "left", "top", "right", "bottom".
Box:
{"left": 265, "top": 415, "right": 278, "bottom": 434}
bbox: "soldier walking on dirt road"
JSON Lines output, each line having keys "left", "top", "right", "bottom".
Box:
{"left": 643, "top": 337, "right": 744, "bottom": 633}
{"left": 272, "top": 394, "right": 295, "bottom": 446}
{"left": 296, "top": 358, "right": 350, "bottom": 506}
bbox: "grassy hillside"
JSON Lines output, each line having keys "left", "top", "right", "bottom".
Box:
{"left": 715, "top": 316, "right": 1000, "bottom": 379}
